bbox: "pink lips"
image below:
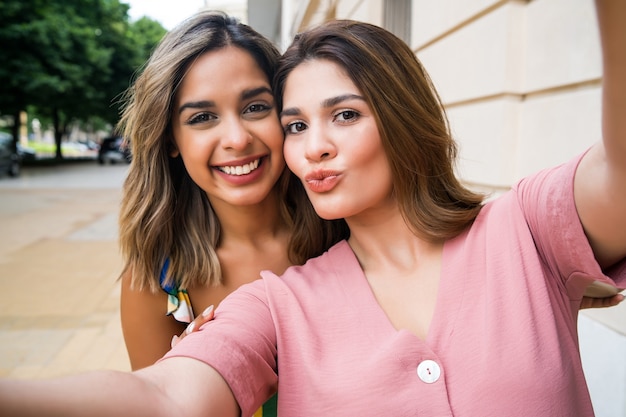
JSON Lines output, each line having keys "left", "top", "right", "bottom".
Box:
{"left": 304, "top": 169, "right": 340, "bottom": 193}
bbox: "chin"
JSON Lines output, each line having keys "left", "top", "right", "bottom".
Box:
{"left": 313, "top": 209, "right": 344, "bottom": 221}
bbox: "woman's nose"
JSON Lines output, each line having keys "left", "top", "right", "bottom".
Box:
{"left": 304, "top": 125, "right": 336, "bottom": 162}
{"left": 220, "top": 118, "right": 252, "bottom": 150}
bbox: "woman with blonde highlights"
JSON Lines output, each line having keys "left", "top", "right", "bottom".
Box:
{"left": 1, "top": 1, "right": 624, "bottom": 415}
{"left": 116, "top": 10, "right": 343, "bottom": 416}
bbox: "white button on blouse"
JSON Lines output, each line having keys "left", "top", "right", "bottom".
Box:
{"left": 416, "top": 359, "right": 441, "bottom": 384}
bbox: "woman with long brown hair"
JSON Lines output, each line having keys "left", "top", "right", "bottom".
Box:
{"left": 1, "top": 1, "right": 624, "bottom": 415}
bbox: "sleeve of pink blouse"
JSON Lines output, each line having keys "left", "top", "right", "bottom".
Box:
{"left": 513, "top": 151, "right": 626, "bottom": 298}
{"left": 160, "top": 278, "right": 278, "bottom": 416}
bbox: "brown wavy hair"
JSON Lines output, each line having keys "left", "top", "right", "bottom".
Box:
{"left": 275, "top": 20, "right": 484, "bottom": 250}
{"left": 117, "top": 11, "right": 295, "bottom": 292}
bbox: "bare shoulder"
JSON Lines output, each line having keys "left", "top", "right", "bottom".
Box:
{"left": 120, "top": 269, "right": 186, "bottom": 370}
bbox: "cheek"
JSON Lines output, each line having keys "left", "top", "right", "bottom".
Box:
{"left": 255, "top": 116, "right": 285, "bottom": 154}
{"left": 178, "top": 136, "right": 206, "bottom": 158}
{"left": 355, "top": 129, "right": 386, "bottom": 167}
{"left": 367, "top": 154, "right": 394, "bottom": 198}
{"left": 351, "top": 137, "right": 392, "bottom": 187}
{"left": 283, "top": 140, "right": 303, "bottom": 178}
{"left": 267, "top": 126, "right": 286, "bottom": 156}
{"left": 175, "top": 134, "right": 215, "bottom": 170}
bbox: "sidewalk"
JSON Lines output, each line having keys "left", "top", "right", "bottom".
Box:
{"left": 0, "top": 165, "right": 131, "bottom": 379}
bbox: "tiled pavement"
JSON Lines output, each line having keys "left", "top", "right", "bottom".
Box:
{"left": 0, "top": 164, "right": 131, "bottom": 379}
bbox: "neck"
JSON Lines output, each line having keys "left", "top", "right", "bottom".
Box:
{"left": 346, "top": 206, "right": 440, "bottom": 274}
{"left": 210, "top": 190, "right": 289, "bottom": 246}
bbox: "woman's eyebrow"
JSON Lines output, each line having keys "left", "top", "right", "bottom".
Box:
{"left": 178, "top": 100, "right": 214, "bottom": 114}
{"left": 280, "top": 107, "right": 301, "bottom": 118}
{"left": 241, "top": 86, "right": 273, "bottom": 101}
{"left": 281, "top": 93, "right": 365, "bottom": 118}
{"left": 177, "top": 87, "right": 272, "bottom": 115}
{"left": 321, "top": 93, "right": 364, "bottom": 108}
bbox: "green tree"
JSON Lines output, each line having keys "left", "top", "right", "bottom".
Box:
{"left": 0, "top": 0, "right": 48, "bottom": 150}
{"left": 0, "top": 0, "right": 166, "bottom": 159}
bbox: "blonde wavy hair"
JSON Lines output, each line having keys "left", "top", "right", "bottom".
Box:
{"left": 117, "top": 11, "right": 292, "bottom": 292}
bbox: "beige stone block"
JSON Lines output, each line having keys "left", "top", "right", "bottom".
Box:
{"left": 418, "top": 3, "right": 525, "bottom": 105}
{"left": 524, "top": 0, "right": 601, "bottom": 92}
{"left": 450, "top": 97, "right": 522, "bottom": 189}
{"left": 412, "top": 0, "right": 501, "bottom": 47}
{"left": 517, "top": 86, "right": 601, "bottom": 178}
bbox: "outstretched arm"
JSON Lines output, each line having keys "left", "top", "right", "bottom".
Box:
{"left": 0, "top": 357, "right": 239, "bottom": 417}
{"left": 574, "top": 0, "right": 626, "bottom": 269}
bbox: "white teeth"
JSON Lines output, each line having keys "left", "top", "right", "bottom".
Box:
{"left": 218, "top": 159, "right": 260, "bottom": 176}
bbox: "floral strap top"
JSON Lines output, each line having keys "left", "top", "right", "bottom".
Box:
{"left": 159, "top": 259, "right": 278, "bottom": 416}
{"left": 159, "top": 258, "right": 194, "bottom": 323}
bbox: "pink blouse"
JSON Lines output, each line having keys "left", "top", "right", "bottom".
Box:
{"left": 165, "top": 153, "right": 625, "bottom": 416}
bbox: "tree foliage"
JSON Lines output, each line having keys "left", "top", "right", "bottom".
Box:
{"left": 0, "top": 0, "right": 166, "bottom": 159}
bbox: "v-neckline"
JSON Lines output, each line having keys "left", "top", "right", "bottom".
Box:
{"left": 333, "top": 239, "right": 464, "bottom": 349}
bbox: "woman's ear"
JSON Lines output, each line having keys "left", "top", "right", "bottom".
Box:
{"left": 169, "top": 139, "right": 180, "bottom": 157}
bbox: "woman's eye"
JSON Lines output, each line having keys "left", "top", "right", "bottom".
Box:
{"left": 245, "top": 103, "right": 271, "bottom": 114}
{"left": 186, "top": 112, "right": 216, "bottom": 125}
{"left": 284, "top": 121, "right": 307, "bottom": 135}
{"left": 335, "top": 110, "right": 359, "bottom": 122}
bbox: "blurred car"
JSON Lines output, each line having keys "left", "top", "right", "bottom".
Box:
{"left": 17, "top": 143, "right": 37, "bottom": 162}
{"left": 98, "top": 136, "right": 131, "bottom": 164}
{"left": 78, "top": 139, "right": 100, "bottom": 151}
{"left": 0, "top": 132, "right": 21, "bottom": 177}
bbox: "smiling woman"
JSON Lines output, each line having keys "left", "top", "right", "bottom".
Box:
{"left": 114, "top": 11, "right": 324, "bottom": 417}
{"left": 170, "top": 46, "right": 285, "bottom": 206}
{"left": 0, "top": 1, "right": 624, "bottom": 416}
{"left": 110, "top": 10, "right": 347, "bottom": 417}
